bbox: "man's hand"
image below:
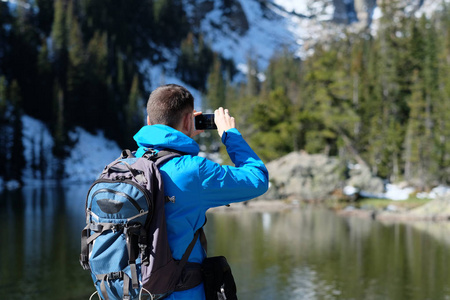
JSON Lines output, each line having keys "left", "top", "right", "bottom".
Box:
{"left": 214, "top": 107, "right": 235, "bottom": 138}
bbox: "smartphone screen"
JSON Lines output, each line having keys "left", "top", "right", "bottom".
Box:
{"left": 195, "top": 114, "right": 217, "bottom": 130}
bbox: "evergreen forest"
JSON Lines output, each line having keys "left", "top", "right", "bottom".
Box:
{"left": 1, "top": 0, "right": 450, "bottom": 190}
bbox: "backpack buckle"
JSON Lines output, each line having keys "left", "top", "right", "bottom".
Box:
{"left": 143, "top": 149, "right": 157, "bottom": 159}
{"left": 108, "top": 271, "right": 124, "bottom": 280}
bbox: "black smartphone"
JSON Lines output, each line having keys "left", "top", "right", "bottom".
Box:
{"left": 195, "top": 113, "right": 217, "bottom": 130}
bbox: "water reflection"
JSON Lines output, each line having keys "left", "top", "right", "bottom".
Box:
{"left": 0, "top": 185, "right": 92, "bottom": 300}
{"left": 205, "top": 207, "right": 450, "bottom": 300}
{"left": 1, "top": 187, "right": 450, "bottom": 300}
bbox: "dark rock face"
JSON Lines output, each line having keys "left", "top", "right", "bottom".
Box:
{"left": 220, "top": 0, "right": 249, "bottom": 35}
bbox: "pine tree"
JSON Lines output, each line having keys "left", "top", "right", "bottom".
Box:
{"left": 37, "top": 38, "right": 54, "bottom": 122}
{"left": 36, "top": 0, "right": 54, "bottom": 35}
{"left": 0, "top": 76, "right": 7, "bottom": 178}
{"left": 153, "top": 0, "right": 188, "bottom": 47}
{"left": 359, "top": 0, "right": 407, "bottom": 179}
{"left": 434, "top": 5, "right": 450, "bottom": 184}
{"left": 0, "top": 76, "right": 6, "bottom": 119}
{"left": 177, "top": 33, "right": 213, "bottom": 91}
{"left": 247, "top": 87, "right": 295, "bottom": 161}
{"left": 300, "top": 41, "right": 360, "bottom": 157}
{"left": 50, "top": 0, "right": 68, "bottom": 133}
{"left": 67, "top": 0, "right": 85, "bottom": 93}
{"left": 8, "top": 80, "right": 25, "bottom": 182}
{"left": 245, "top": 56, "right": 260, "bottom": 96}
{"left": 51, "top": 0, "right": 67, "bottom": 53}
{"left": 206, "top": 55, "right": 226, "bottom": 110}
{"left": 421, "top": 15, "right": 440, "bottom": 184}
{"left": 53, "top": 83, "right": 66, "bottom": 163}
{"left": 125, "top": 74, "right": 143, "bottom": 147}
{"left": 404, "top": 70, "right": 426, "bottom": 185}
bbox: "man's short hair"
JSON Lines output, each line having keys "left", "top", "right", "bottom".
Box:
{"left": 147, "top": 84, "right": 194, "bottom": 128}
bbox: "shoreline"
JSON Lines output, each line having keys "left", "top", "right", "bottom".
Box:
{"left": 209, "top": 198, "right": 450, "bottom": 223}
{"left": 208, "top": 199, "right": 301, "bottom": 213}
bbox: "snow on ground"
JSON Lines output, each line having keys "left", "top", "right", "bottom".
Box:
{"left": 345, "top": 183, "right": 416, "bottom": 201}
{"left": 64, "top": 127, "right": 122, "bottom": 183}
{"left": 384, "top": 184, "right": 416, "bottom": 201}
{"left": 21, "top": 115, "right": 56, "bottom": 185}
{"left": 19, "top": 115, "right": 122, "bottom": 186}
{"left": 417, "top": 185, "right": 450, "bottom": 199}
{"left": 345, "top": 183, "right": 450, "bottom": 201}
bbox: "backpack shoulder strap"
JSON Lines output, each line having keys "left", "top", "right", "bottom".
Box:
{"left": 142, "top": 148, "right": 187, "bottom": 167}
{"left": 142, "top": 148, "right": 206, "bottom": 265}
{"left": 178, "top": 228, "right": 202, "bottom": 268}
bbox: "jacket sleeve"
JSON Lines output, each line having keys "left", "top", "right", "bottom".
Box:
{"left": 198, "top": 128, "right": 269, "bottom": 207}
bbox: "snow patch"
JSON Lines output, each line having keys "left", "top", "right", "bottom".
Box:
{"left": 417, "top": 185, "right": 450, "bottom": 199}
{"left": 19, "top": 115, "right": 124, "bottom": 185}
{"left": 384, "top": 184, "right": 415, "bottom": 201}
{"left": 64, "top": 127, "right": 122, "bottom": 183}
{"left": 272, "top": 0, "right": 309, "bottom": 14}
{"left": 22, "top": 115, "right": 56, "bottom": 184}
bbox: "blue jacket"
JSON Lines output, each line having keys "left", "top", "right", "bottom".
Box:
{"left": 133, "top": 124, "right": 269, "bottom": 299}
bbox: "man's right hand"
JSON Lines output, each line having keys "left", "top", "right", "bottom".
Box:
{"left": 214, "top": 107, "right": 235, "bottom": 138}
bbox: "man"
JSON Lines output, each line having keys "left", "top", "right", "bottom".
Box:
{"left": 133, "top": 84, "right": 269, "bottom": 299}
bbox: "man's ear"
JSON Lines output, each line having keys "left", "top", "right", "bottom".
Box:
{"left": 147, "top": 116, "right": 151, "bottom": 125}
{"left": 181, "top": 112, "right": 191, "bottom": 132}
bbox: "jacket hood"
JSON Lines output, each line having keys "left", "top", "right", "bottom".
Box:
{"left": 133, "top": 124, "right": 200, "bottom": 156}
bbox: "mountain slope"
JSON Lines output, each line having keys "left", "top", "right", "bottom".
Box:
{"left": 180, "top": 0, "right": 448, "bottom": 71}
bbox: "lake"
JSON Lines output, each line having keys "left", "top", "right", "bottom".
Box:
{"left": 1, "top": 185, "right": 449, "bottom": 300}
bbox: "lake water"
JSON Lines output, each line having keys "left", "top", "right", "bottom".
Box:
{"left": 1, "top": 185, "right": 450, "bottom": 300}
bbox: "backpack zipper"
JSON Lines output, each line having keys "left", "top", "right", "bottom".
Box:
{"left": 87, "top": 179, "right": 153, "bottom": 216}
{"left": 92, "top": 188, "right": 143, "bottom": 212}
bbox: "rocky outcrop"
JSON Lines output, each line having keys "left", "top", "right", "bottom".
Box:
{"left": 187, "top": 0, "right": 249, "bottom": 35}
{"left": 220, "top": 0, "right": 249, "bottom": 35}
{"left": 263, "top": 151, "right": 344, "bottom": 201}
{"left": 346, "top": 163, "right": 384, "bottom": 196}
{"left": 261, "top": 151, "right": 385, "bottom": 202}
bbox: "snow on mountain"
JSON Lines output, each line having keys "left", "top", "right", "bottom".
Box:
{"left": 140, "top": 0, "right": 450, "bottom": 103}
{"left": 413, "top": 0, "right": 449, "bottom": 17}
{"left": 182, "top": 0, "right": 322, "bottom": 71}
{"left": 181, "top": 0, "right": 449, "bottom": 71}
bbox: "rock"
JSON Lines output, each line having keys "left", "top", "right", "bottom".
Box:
{"left": 263, "top": 151, "right": 345, "bottom": 201}
{"left": 259, "top": 151, "right": 387, "bottom": 202}
{"left": 346, "top": 163, "right": 384, "bottom": 195}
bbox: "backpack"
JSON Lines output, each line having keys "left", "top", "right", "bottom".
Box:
{"left": 79, "top": 149, "right": 202, "bottom": 300}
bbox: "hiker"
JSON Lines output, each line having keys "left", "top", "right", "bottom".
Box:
{"left": 132, "top": 84, "right": 269, "bottom": 299}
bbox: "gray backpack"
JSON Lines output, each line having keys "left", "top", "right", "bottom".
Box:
{"left": 80, "top": 149, "right": 202, "bottom": 300}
